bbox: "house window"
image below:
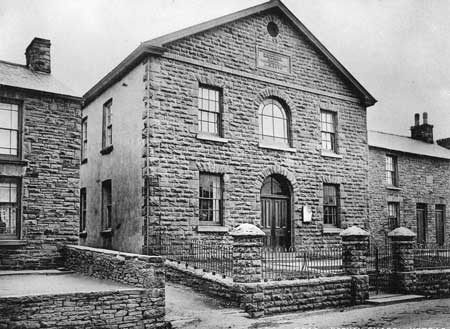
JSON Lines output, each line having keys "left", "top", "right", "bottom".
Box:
{"left": 436, "top": 205, "right": 445, "bottom": 246}
{"left": 321, "top": 110, "right": 336, "bottom": 151}
{"left": 80, "top": 188, "right": 86, "bottom": 233}
{"left": 101, "top": 180, "right": 112, "bottom": 230}
{"left": 102, "top": 99, "right": 112, "bottom": 149}
{"left": 81, "top": 117, "right": 87, "bottom": 162}
{"left": 259, "top": 98, "right": 288, "bottom": 145}
{"left": 199, "top": 174, "right": 223, "bottom": 225}
{"left": 0, "top": 177, "right": 20, "bottom": 239}
{"left": 385, "top": 155, "right": 398, "bottom": 186}
{"left": 323, "top": 184, "right": 339, "bottom": 227}
{"left": 198, "top": 86, "right": 221, "bottom": 135}
{"left": 387, "top": 202, "right": 400, "bottom": 230}
{"left": 0, "top": 102, "right": 19, "bottom": 156}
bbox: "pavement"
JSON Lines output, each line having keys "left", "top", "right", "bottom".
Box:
{"left": 166, "top": 282, "right": 450, "bottom": 329}
{"left": 0, "top": 270, "right": 139, "bottom": 297}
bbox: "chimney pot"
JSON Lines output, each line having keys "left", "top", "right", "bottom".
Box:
{"left": 411, "top": 112, "right": 433, "bottom": 143}
{"left": 25, "top": 37, "right": 51, "bottom": 74}
{"left": 414, "top": 113, "right": 420, "bottom": 126}
{"left": 423, "top": 112, "right": 428, "bottom": 125}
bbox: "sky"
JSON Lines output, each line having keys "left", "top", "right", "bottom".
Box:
{"left": 0, "top": 0, "right": 449, "bottom": 139}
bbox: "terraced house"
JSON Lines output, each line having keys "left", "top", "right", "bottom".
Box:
{"left": 80, "top": 0, "right": 376, "bottom": 254}
{"left": 369, "top": 113, "right": 450, "bottom": 247}
{"left": 0, "top": 38, "right": 82, "bottom": 269}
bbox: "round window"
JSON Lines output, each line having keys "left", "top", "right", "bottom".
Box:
{"left": 267, "top": 22, "right": 279, "bottom": 37}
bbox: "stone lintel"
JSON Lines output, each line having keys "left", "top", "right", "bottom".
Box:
{"left": 230, "top": 224, "right": 265, "bottom": 237}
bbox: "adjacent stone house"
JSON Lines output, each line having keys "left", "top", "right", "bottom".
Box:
{"left": 81, "top": 0, "right": 376, "bottom": 254}
{"left": 0, "top": 38, "right": 82, "bottom": 269}
{"left": 368, "top": 113, "right": 450, "bottom": 246}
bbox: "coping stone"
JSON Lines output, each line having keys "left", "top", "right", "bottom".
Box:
{"left": 230, "top": 224, "right": 265, "bottom": 237}
{"left": 388, "top": 227, "right": 416, "bottom": 238}
{"left": 340, "top": 226, "right": 369, "bottom": 237}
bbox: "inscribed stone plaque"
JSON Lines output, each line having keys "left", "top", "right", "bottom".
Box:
{"left": 256, "top": 48, "right": 291, "bottom": 74}
{"left": 303, "top": 205, "right": 312, "bottom": 222}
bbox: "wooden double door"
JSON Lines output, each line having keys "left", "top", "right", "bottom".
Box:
{"left": 260, "top": 175, "right": 291, "bottom": 249}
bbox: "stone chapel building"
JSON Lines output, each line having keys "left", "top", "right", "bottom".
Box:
{"left": 0, "top": 38, "right": 82, "bottom": 269}
{"left": 80, "top": 0, "right": 376, "bottom": 254}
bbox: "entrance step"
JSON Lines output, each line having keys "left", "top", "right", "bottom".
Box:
{"left": 367, "top": 293, "right": 425, "bottom": 305}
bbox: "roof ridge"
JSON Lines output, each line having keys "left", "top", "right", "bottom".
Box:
{"left": 369, "top": 130, "right": 411, "bottom": 138}
{"left": 0, "top": 59, "right": 27, "bottom": 68}
{"left": 143, "top": 0, "right": 275, "bottom": 46}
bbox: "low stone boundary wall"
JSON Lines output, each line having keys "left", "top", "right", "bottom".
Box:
{"left": 0, "top": 289, "right": 161, "bottom": 329}
{"left": 166, "top": 260, "right": 367, "bottom": 317}
{"left": 37, "top": 244, "right": 165, "bottom": 328}
{"left": 414, "top": 269, "right": 450, "bottom": 297}
{"left": 61, "top": 245, "right": 164, "bottom": 289}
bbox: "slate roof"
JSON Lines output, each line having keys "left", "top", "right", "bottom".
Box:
{"left": 0, "top": 60, "right": 79, "bottom": 98}
{"left": 368, "top": 130, "right": 450, "bottom": 160}
{"left": 84, "top": 0, "right": 376, "bottom": 107}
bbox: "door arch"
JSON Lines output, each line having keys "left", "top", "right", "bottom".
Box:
{"left": 260, "top": 174, "right": 292, "bottom": 249}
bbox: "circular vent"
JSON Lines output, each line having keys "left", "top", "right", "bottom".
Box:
{"left": 267, "top": 22, "right": 279, "bottom": 37}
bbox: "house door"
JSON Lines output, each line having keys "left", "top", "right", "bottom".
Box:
{"left": 260, "top": 175, "right": 291, "bottom": 249}
{"left": 436, "top": 205, "right": 445, "bottom": 246}
{"left": 416, "top": 204, "right": 427, "bottom": 245}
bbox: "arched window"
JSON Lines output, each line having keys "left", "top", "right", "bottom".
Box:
{"left": 258, "top": 99, "right": 288, "bottom": 145}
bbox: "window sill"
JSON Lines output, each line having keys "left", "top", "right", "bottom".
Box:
{"left": 0, "top": 158, "right": 28, "bottom": 166}
{"left": 100, "top": 229, "right": 113, "bottom": 237}
{"left": 197, "top": 225, "right": 228, "bottom": 233}
{"left": 323, "top": 226, "right": 343, "bottom": 234}
{"left": 196, "top": 133, "right": 228, "bottom": 143}
{"left": 386, "top": 186, "right": 401, "bottom": 191}
{"left": 100, "top": 145, "right": 114, "bottom": 155}
{"left": 81, "top": 158, "right": 88, "bottom": 165}
{"left": 321, "top": 150, "right": 343, "bottom": 159}
{"left": 258, "top": 142, "right": 296, "bottom": 153}
{"left": 0, "top": 240, "right": 27, "bottom": 247}
{"left": 79, "top": 231, "right": 87, "bottom": 238}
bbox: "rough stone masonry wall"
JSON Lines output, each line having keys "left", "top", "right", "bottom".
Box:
{"left": 166, "top": 260, "right": 359, "bottom": 317}
{"left": 143, "top": 9, "right": 369, "bottom": 252}
{"left": 369, "top": 147, "right": 450, "bottom": 246}
{"left": 0, "top": 87, "right": 81, "bottom": 270}
{"left": 414, "top": 269, "right": 450, "bottom": 298}
{"left": 61, "top": 245, "right": 166, "bottom": 327}
{"left": 0, "top": 290, "right": 164, "bottom": 329}
{"left": 62, "top": 245, "right": 165, "bottom": 292}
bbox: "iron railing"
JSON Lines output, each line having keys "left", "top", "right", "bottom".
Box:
{"left": 367, "top": 242, "right": 393, "bottom": 294}
{"left": 160, "top": 240, "right": 233, "bottom": 278}
{"left": 261, "top": 247, "right": 343, "bottom": 281}
{"left": 414, "top": 245, "right": 450, "bottom": 270}
{"left": 367, "top": 242, "right": 393, "bottom": 273}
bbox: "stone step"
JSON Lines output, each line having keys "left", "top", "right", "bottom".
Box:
{"left": 367, "top": 293, "right": 425, "bottom": 305}
{"left": 167, "top": 316, "right": 202, "bottom": 329}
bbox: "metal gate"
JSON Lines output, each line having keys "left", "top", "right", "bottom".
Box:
{"left": 367, "top": 242, "right": 393, "bottom": 294}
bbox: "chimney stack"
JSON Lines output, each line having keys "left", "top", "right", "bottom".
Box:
{"left": 25, "top": 38, "right": 51, "bottom": 74}
{"left": 411, "top": 112, "right": 433, "bottom": 144}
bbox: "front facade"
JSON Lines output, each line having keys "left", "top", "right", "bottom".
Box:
{"left": 0, "top": 38, "right": 82, "bottom": 269}
{"left": 81, "top": 0, "right": 376, "bottom": 254}
{"left": 368, "top": 114, "right": 450, "bottom": 246}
